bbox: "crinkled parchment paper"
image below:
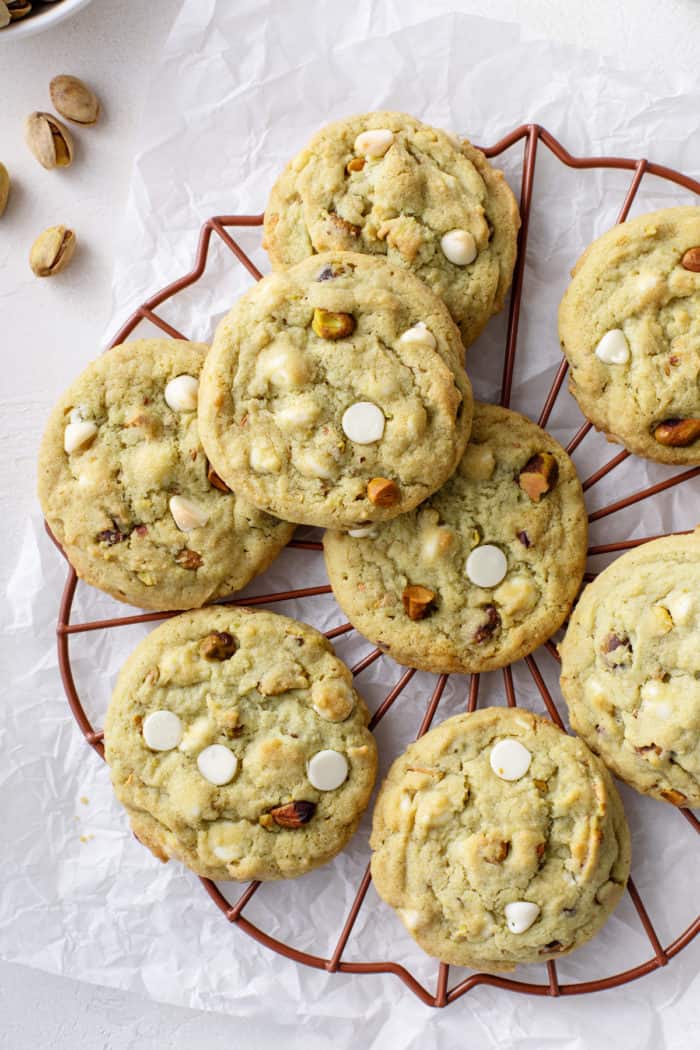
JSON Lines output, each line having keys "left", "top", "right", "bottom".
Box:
{"left": 3, "top": 2, "right": 700, "bottom": 1045}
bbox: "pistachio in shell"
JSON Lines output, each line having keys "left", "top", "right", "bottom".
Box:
{"left": 25, "top": 112, "right": 74, "bottom": 170}
{"left": 0, "top": 3, "right": 10, "bottom": 28}
{"left": 7, "top": 0, "right": 32, "bottom": 20}
{"left": 50, "top": 75, "right": 101, "bottom": 126}
{"left": 0, "top": 164, "right": 9, "bottom": 217}
{"left": 29, "top": 225, "right": 77, "bottom": 277}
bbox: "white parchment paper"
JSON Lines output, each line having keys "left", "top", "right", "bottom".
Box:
{"left": 3, "top": 2, "right": 700, "bottom": 1045}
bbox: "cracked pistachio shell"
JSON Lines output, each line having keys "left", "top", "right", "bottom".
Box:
{"left": 50, "top": 75, "right": 100, "bottom": 126}
{"left": 7, "top": 0, "right": 32, "bottom": 20}
{"left": 0, "top": 4, "right": 10, "bottom": 28}
{"left": 25, "top": 112, "right": 74, "bottom": 170}
{"left": 0, "top": 164, "right": 9, "bottom": 217}
{"left": 30, "top": 225, "right": 77, "bottom": 277}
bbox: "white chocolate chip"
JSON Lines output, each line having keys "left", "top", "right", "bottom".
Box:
{"left": 460, "top": 444, "right": 495, "bottom": 481}
{"left": 505, "top": 900, "right": 540, "bottom": 934}
{"left": 489, "top": 738, "right": 532, "bottom": 781}
{"left": 164, "top": 374, "right": 199, "bottom": 412}
{"left": 307, "top": 749, "right": 348, "bottom": 791}
{"left": 275, "top": 398, "right": 320, "bottom": 431}
{"left": 421, "top": 525, "right": 456, "bottom": 563}
{"left": 142, "top": 710, "right": 183, "bottom": 751}
{"left": 255, "top": 344, "right": 310, "bottom": 391}
{"left": 661, "top": 589, "right": 695, "bottom": 626}
{"left": 398, "top": 908, "right": 425, "bottom": 931}
{"left": 169, "top": 495, "right": 209, "bottom": 531}
{"left": 295, "top": 448, "right": 337, "bottom": 480}
{"left": 178, "top": 716, "right": 216, "bottom": 754}
{"left": 249, "top": 441, "right": 282, "bottom": 474}
{"left": 354, "top": 128, "right": 394, "bottom": 158}
{"left": 196, "top": 744, "right": 238, "bottom": 786}
{"left": 64, "top": 420, "right": 98, "bottom": 454}
{"left": 493, "top": 575, "right": 538, "bottom": 617}
{"left": 399, "top": 322, "right": 437, "bottom": 349}
{"left": 341, "top": 401, "right": 385, "bottom": 444}
{"left": 348, "top": 525, "right": 378, "bottom": 538}
{"left": 594, "top": 329, "right": 630, "bottom": 365}
{"left": 466, "top": 545, "right": 507, "bottom": 588}
{"left": 440, "top": 229, "right": 477, "bottom": 266}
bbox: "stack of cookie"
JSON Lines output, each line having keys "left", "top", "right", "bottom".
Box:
{"left": 37, "top": 111, "right": 699, "bottom": 976}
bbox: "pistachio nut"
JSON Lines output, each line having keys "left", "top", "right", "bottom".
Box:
{"left": 0, "top": 3, "right": 10, "bottom": 28}
{"left": 25, "top": 112, "right": 74, "bottom": 170}
{"left": 0, "top": 163, "right": 9, "bottom": 218}
{"left": 50, "top": 75, "right": 101, "bottom": 126}
{"left": 29, "top": 225, "right": 77, "bottom": 277}
{"left": 7, "top": 0, "right": 32, "bottom": 20}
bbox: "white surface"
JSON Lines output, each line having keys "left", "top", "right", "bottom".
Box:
{"left": 2, "top": 0, "right": 700, "bottom": 1047}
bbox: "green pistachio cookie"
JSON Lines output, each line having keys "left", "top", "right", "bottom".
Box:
{"left": 38, "top": 339, "right": 295, "bottom": 610}
{"left": 559, "top": 206, "right": 700, "bottom": 464}
{"left": 263, "top": 110, "right": 520, "bottom": 348}
{"left": 560, "top": 529, "right": 700, "bottom": 807}
{"left": 370, "top": 707, "right": 631, "bottom": 971}
{"left": 104, "top": 606, "right": 378, "bottom": 881}
{"left": 323, "top": 403, "right": 587, "bottom": 673}
{"left": 198, "top": 252, "right": 473, "bottom": 530}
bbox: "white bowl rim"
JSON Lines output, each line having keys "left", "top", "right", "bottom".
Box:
{"left": 0, "top": 0, "right": 94, "bottom": 41}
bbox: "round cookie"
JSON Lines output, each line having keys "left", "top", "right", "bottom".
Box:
{"left": 263, "top": 110, "right": 520, "bottom": 348}
{"left": 323, "top": 403, "right": 587, "bottom": 673}
{"left": 198, "top": 252, "right": 473, "bottom": 530}
{"left": 104, "top": 606, "right": 378, "bottom": 881}
{"left": 560, "top": 530, "right": 700, "bottom": 808}
{"left": 38, "top": 339, "right": 295, "bottom": 611}
{"left": 370, "top": 707, "right": 631, "bottom": 971}
{"left": 559, "top": 206, "right": 700, "bottom": 465}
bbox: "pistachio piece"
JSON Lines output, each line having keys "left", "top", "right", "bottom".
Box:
{"left": 200, "top": 631, "right": 238, "bottom": 661}
{"left": 346, "top": 157, "right": 365, "bottom": 174}
{"left": 175, "top": 548, "right": 203, "bottom": 570}
{"left": 402, "top": 584, "right": 436, "bottom": 621}
{"left": 30, "top": 225, "right": 76, "bottom": 277}
{"left": 680, "top": 247, "right": 700, "bottom": 272}
{"left": 653, "top": 418, "right": 700, "bottom": 447}
{"left": 96, "top": 525, "right": 129, "bottom": 546}
{"left": 207, "top": 462, "right": 231, "bottom": 492}
{"left": 49, "top": 75, "right": 100, "bottom": 126}
{"left": 25, "top": 112, "right": 74, "bottom": 170}
{"left": 311, "top": 307, "right": 355, "bottom": 340}
{"left": 518, "top": 452, "right": 559, "bottom": 501}
{"left": 367, "top": 476, "right": 400, "bottom": 507}
{"left": 0, "top": 163, "right": 10, "bottom": 218}
{"left": 269, "top": 800, "right": 316, "bottom": 828}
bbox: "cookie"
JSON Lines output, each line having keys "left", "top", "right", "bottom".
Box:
{"left": 198, "top": 252, "right": 473, "bottom": 530}
{"left": 370, "top": 707, "right": 631, "bottom": 971}
{"left": 263, "top": 110, "right": 520, "bottom": 348}
{"left": 104, "top": 606, "right": 378, "bottom": 881}
{"left": 559, "top": 206, "right": 700, "bottom": 464}
{"left": 560, "top": 530, "right": 700, "bottom": 808}
{"left": 323, "top": 403, "right": 587, "bottom": 673}
{"left": 38, "top": 339, "right": 295, "bottom": 611}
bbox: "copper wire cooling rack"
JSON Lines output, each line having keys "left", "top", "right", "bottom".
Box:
{"left": 51, "top": 124, "right": 700, "bottom": 1008}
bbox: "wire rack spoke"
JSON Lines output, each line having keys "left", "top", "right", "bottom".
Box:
{"left": 502, "top": 665, "right": 517, "bottom": 707}
{"left": 368, "top": 667, "right": 416, "bottom": 731}
{"left": 582, "top": 450, "right": 630, "bottom": 491}
{"left": 327, "top": 864, "right": 373, "bottom": 972}
{"left": 587, "top": 530, "right": 691, "bottom": 555}
{"left": 543, "top": 639, "right": 561, "bottom": 664}
{"left": 351, "top": 647, "right": 383, "bottom": 676}
{"left": 52, "top": 130, "right": 700, "bottom": 1006}
{"left": 467, "top": 673, "right": 480, "bottom": 712}
{"left": 524, "top": 654, "right": 566, "bottom": 729}
{"left": 626, "top": 878, "right": 668, "bottom": 965}
{"left": 588, "top": 467, "right": 700, "bottom": 522}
